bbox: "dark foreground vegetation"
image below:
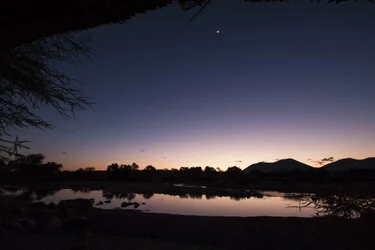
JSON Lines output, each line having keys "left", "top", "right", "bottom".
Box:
{"left": 1, "top": 191, "right": 375, "bottom": 250}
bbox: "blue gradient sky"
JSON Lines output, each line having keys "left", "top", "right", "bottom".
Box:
{"left": 17, "top": 1, "right": 375, "bottom": 170}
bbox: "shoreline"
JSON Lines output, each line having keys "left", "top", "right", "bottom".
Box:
{"left": 3, "top": 180, "right": 375, "bottom": 200}
{"left": 1, "top": 190, "right": 375, "bottom": 250}
{"left": 2, "top": 207, "right": 375, "bottom": 250}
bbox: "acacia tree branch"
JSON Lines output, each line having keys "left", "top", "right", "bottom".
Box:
{"left": 0, "top": 32, "right": 94, "bottom": 160}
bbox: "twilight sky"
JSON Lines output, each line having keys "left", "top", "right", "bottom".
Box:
{"left": 18, "top": 0, "right": 375, "bottom": 170}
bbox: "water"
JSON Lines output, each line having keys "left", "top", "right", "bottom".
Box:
{"left": 33, "top": 188, "right": 316, "bottom": 217}
{"left": 5, "top": 186, "right": 373, "bottom": 218}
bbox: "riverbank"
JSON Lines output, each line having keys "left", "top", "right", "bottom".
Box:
{"left": 1, "top": 195, "right": 375, "bottom": 250}
{"left": 88, "top": 208, "right": 375, "bottom": 250}
{"left": 1, "top": 208, "right": 375, "bottom": 250}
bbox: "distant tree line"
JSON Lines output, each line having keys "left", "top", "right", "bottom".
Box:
{"left": 2, "top": 155, "right": 375, "bottom": 186}
{"left": 0, "top": 154, "right": 62, "bottom": 181}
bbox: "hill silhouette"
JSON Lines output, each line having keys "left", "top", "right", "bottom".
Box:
{"left": 322, "top": 157, "right": 375, "bottom": 172}
{"left": 243, "top": 158, "right": 314, "bottom": 174}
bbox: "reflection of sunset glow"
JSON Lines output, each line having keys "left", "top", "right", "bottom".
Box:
{"left": 39, "top": 189, "right": 315, "bottom": 217}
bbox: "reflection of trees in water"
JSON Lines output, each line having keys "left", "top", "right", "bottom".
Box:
{"left": 142, "top": 193, "right": 154, "bottom": 199}
{"left": 188, "top": 193, "right": 202, "bottom": 199}
{"left": 126, "top": 193, "right": 135, "bottom": 201}
{"left": 72, "top": 187, "right": 90, "bottom": 193}
{"left": 228, "top": 191, "right": 263, "bottom": 201}
{"left": 178, "top": 194, "right": 189, "bottom": 199}
{"left": 288, "top": 193, "right": 375, "bottom": 219}
{"left": 101, "top": 190, "right": 137, "bottom": 201}
{"left": 98, "top": 190, "right": 144, "bottom": 208}
{"left": 205, "top": 194, "right": 216, "bottom": 200}
{"left": 101, "top": 187, "right": 265, "bottom": 201}
{"left": 230, "top": 196, "right": 242, "bottom": 201}
{"left": 3, "top": 186, "right": 263, "bottom": 204}
{"left": 102, "top": 191, "right": 114, "bottom": 201}
{"left": 172, "top": 190, "right": 263, "bottom": 201}
{"left": 207, "top": 193, "right": 261, "bottom": 201}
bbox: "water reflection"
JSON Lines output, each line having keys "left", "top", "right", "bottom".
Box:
{"left": 0, "top": 186, "right": 311, "bottom": 216}
{"left": 121, "top": 201, "right": 141, "bottom": 208}
{"left": 71, "top": 187, "right": 91, "bottom": 193}
{"left": 142, "top": 193, "right": 154, "bottom": 199}
{"left": 2, "top": 185, "right": 240, "bottom": 202}
{"left": 102, "top": 190, "right": 137, "bottom": 201}
{"left": 165, "top": 188, "right": 263, "bottom": 201}
{"left": 206, "top": 194, "right": 216, "bottom": 200}
{"left": 3, "top": 186, "right": 374, "bottom": 218}
{"left": 31, "top": 188, "right": 311, "bottom": 217}
{"left": 97, "top": 190, "right": 141, "bottom": 208}
{"left": 188, "top": 193, "right": 202, "bottom": 199}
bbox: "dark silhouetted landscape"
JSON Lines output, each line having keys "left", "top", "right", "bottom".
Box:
{"left": 1, "top": 0, "right": 375, "bottom": 249}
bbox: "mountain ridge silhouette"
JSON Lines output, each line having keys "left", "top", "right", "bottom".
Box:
{"left": 243, "top": 158, "right": 314, "bottom": 174}
{"left": 321, "top": 157, "right": 375, "bottom": 172}
{"left": 243, "top": 157, "right": 375, "bottom": 173}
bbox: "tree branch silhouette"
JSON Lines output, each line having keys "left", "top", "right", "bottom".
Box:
{"left": 1, "top": 0, "right": 372, "bottom": 51}
{"left": 0, "top": 32, "right": 93, "bottom": 159}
